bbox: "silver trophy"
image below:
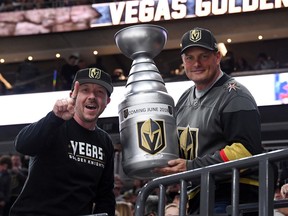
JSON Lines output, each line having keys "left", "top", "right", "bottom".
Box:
{"left": 115, "top": 24, "right": 179, "bottom": 179}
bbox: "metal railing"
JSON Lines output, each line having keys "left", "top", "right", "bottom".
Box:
{"left": 135, "top": 148, "right": 288, "bottom": 216}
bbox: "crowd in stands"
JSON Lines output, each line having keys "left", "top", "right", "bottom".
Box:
{"left": 0, "top": 154, "right": 28, "bottom": 216}
{"left": 113, "top": 171, "right": 186, "bottom": 215}
{"left": 274, "top": 160, "right": 288, "bottom": 215}
{"left": 0, "top": 50, "right": 284, "bottom": 96}
{"left": 220, "top": 51, "right": 279, "bottom": 74}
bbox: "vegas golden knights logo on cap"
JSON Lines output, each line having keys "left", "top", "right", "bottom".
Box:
{"left": 190, "top": 29, "right": 201, "bottom": 42}
{"left": 178, "top": 127, "right": 198, "bottom": 160}
{"left": 89, "top": 68, "right": 101, "bottom": 79}
{"left": 137, "top": 119, "right": 166, "bottom": 154}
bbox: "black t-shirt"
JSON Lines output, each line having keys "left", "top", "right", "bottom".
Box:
{"left": 10, "top": 112, "right": 115, "bottom": 216}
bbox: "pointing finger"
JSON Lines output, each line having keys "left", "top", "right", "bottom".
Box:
{"left": 71, "top": 81, "right": 79, "bottom": 102}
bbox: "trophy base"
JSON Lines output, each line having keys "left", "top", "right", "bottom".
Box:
{"left": 122, "top": 154, "right": 178, "bottom": 179}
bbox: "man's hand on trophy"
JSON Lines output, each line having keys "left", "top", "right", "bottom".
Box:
{"left": 154, "top": 158, "right": 187, "bottom": 175}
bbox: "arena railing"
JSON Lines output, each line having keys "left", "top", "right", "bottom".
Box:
{"left": 134, "top": 148, "right": 288, "bottom": 216}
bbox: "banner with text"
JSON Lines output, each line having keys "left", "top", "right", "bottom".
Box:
{"left": 0, "top": 0, "right": 287, "bottom": 36}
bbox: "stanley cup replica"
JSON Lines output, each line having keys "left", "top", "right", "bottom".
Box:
{"left": 114, "top": 24, "right": 179, "bottom": 179}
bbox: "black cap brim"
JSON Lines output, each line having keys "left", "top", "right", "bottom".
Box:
{"left": 181, "top": 44, "right": 216, "bottom": 54}
{"left": 77, "top": 78, "right": 113, "bottom": 96}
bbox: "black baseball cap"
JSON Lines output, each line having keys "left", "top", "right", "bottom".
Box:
{"left": 72, "top": 68, "right": 113, "bottom": 96}
{"left": 180, "top": 27, "right": 218, "bottom": 54}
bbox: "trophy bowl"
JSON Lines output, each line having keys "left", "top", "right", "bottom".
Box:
{"left": 114, "top": 24, "right": 168, "bottom": 60}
